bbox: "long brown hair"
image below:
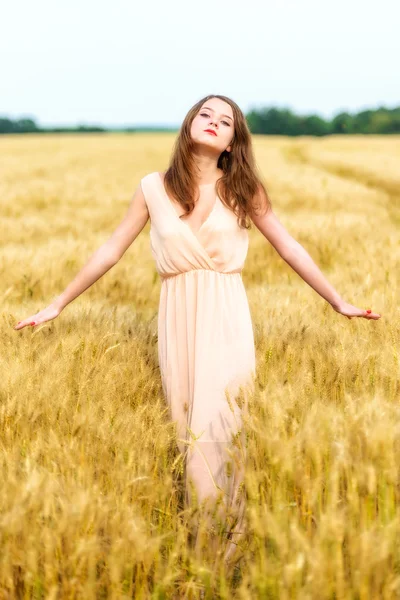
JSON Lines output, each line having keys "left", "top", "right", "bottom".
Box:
{"left": 163, "top": 94, "right": 272, "bottom": 229}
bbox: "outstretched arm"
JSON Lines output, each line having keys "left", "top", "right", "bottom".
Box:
{"left": 14, "top": 181, "right": 149, "bottom": 330}
{"left": 250, "top": 196, "right": 381, "bottom": 321}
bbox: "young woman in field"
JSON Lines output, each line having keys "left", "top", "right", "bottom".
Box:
{"left": 14, "top": 94, "right": 381, "bottom": 568}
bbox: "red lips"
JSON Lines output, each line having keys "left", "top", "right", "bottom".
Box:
{"left": 204, "top": 129, "right": 217, "bottom": 136}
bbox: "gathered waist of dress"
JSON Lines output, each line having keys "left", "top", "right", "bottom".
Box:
{"left": 160, "top": 267, "right": 243, "bottom": 282}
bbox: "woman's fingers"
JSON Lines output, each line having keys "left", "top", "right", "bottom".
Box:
{"left": 14, "top": 305, "right": 61, "bottom": 330}
{"left": 362, "top": 308, "right": 381, "bottom": 319}
{"left": 14, "top": 318, "right": 37, "bottom": 330}
{"left": 359, "top": 312, "right": 381, "bottom": 319}
{"left": 335, "top": 302, "right": 381, "bottom": 320}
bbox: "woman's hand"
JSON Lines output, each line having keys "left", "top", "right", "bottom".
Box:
{"left": 331, "top": 301, "right": 381, "bottom": 320}
{"left": 13, "top": 303, "right": 63, "bottom": 330}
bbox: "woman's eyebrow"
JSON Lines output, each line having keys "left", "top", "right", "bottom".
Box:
{"left": 201, "top": 106, "right": 233, "bottom": 121}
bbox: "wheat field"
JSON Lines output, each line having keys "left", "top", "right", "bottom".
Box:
{"left": 2, "top": 133, "right": 399, "bottom": 599}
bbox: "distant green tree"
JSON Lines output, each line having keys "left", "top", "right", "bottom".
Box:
{"left": 0, "top": 118, "right": 17, "bottom": 133}
{"left": 301, "top": 115, "right": 331, "bottom": 136}
{"left": 331, "top": 112, "right": 354, "bottom": 134}
{"left": 369, "top": 111, "right": 393, "bottom": 133}
{"left": 247, "top": 107, "right": 302, "bottom": 135}
{"left": 353, "top": 109, "right": 375, "bottom": 133}
{"left": 15, "top": 118, "right": 38, "bottom": 133}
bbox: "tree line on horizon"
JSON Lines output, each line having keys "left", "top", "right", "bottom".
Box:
{"left": 1, "top": 104, "right": 399, "bottom": 136}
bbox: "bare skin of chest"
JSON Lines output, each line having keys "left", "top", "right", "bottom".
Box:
{"left": 160, "top": 172, "right": 220, "bottom": 234}
{"left": 175, "top": 186, "right": 216, "bottom": 229}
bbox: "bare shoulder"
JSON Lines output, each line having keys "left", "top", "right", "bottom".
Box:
{"left": 131, "top": 178, "right": 150, "bottom": 214}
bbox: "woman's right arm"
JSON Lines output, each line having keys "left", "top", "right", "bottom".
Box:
{"left": 14, "top": 181, "right": 149, "bottom": 330}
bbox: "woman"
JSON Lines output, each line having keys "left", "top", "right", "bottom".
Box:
{"left": 14, "top": 94, "right": 381, "bottom": 568}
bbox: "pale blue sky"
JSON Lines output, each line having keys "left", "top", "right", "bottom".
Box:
{"left": 1, "top": 0, "right": 398, "bottom": 127}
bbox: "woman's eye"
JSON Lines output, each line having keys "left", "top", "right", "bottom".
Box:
{"left": 200, "top": 112, "right": 230, "bottom": 126}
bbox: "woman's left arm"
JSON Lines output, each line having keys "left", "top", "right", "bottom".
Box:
{"left": 251, "top": 204, "right": 381, "bottom": 321}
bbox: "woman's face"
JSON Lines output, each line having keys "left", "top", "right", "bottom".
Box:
{"left": 190, "top": 98, "right": 235, "bottom": 155}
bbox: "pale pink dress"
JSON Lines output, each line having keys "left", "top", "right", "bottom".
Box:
{"left": 140, "top": 171, "right": 256, "bottom": 553}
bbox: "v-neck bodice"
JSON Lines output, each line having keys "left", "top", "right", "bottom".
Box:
{"left": 140, "top": 171, "right": 249, "bottom": 281}
{"left": 156, "top": 171, "right": 219, "bottom": 239}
